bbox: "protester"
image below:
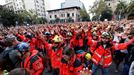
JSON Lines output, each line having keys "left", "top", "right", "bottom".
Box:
{"left": 17, "top": 42, "right": 44, "bottom": 75}
{"left": 60, "top": 48, "right": 84, "bottom": 75}
{"left": 129, "top": 61, "right": 134, "bottom": 75}
{"left": 0, "top": 20, "right": 133, "bottom": 75}
{"left": 91, "top": 32, "right": 134, "bottom": 75}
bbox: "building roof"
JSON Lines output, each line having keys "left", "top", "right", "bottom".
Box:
{"left": 47, "top": 6, "right": 81, "bottom": 12}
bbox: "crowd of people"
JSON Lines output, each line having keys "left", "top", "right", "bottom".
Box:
{"left": 0, "top": 19, "right": 134, "bottom": 75}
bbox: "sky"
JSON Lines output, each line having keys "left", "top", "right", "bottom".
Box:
{"left": 46, "top": 0, "right": 95, "bottom": 12}
{"left": 0, "top": 0, "right": 95, "bottom": 12}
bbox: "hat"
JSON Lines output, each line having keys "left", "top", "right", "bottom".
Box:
{"left": 101, "top": 32, "right": 111, "bottom": 39}
{"left": 17, "top": 42, "right": 29, "bottom": 52}
{"left": 85, "top": 53, "right": 92, "bottom": 60}
{"left": 44, "top": 32, "right": 51, "bottom": 35}
{"left": 5, "top": 35, "right": 17, "bottom": 46}
{"left": 92, "top": 31, "right": 98, "bottom": 36}
{"left": 5, "top": 35, "right": 16, "bottom": 42}
{"left": 91, "top": 28, "right": 97, "bottom": 33}
{"left": 52, "top": 35, "right": 62, "bottom": 43}
{"left": 67, "top": 32, "right": 72, "bottom": 36}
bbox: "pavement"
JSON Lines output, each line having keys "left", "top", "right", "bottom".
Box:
{"left": 96, "top": 62, "right": 123, "bottom": 75}
{"left": 43, "top": 62, "right": 124, "bottom": 75}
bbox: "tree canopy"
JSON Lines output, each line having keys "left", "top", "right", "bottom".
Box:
{"left": 0, "top": 7, "right": 47, "bottom": 26}
{"left": 80, "top": 9, "right": 90, "bottom": 21}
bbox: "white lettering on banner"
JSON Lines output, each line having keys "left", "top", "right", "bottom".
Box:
{"left": 95, "top": 51, "right": 101, "bottom": 58}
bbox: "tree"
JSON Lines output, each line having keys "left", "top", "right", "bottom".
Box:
{"left": 100, "top": 8, "right": 113, "bottom": 21}
{"left": 16, "top": 11, "right": 30, "bottom": 25}
{"left": 0, "top": 7, "right": 18, "bottom": 26}
{"left": 114, "top": 1, "right": 127, "bottom": 20}
{"left": 126, "top": 0, "right": 134, "bottom": 15}
{"left": 89, "top": 0, "right": 107, "bottom": 20}
{"left": 36, "top": 17, "right": 47, "bottom": 24}
{"left": 92, "top": 15, "right": 100, "bottom": 21}
{"left": 17, "top": 10, "right": 38, "bottom": 24}
{"left": 0, "top": 6, "right": 47, "bottom": 26}
{"left": 80, "top": 9, "right": 90, "bottom": 21}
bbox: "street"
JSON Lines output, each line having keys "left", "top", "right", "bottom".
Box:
{"left": 43, "top": 62, "right": 123, "bottom": 75}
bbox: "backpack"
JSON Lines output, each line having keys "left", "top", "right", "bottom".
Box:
{"left": 2, "top": 47, "right": 14, "bottom": 60}
{"left": 0, "top": 47, "right": 15, "bottom": 71}
{"left": 28, "top": 53, "right": 45, "bottom": 69}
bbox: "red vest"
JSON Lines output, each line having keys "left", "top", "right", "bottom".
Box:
{"left": 91, "top": 38, "right": 134, "bottom": 68}
{"left": 60, "top": 56, "right": 83, "bottom": 75}
{"left": 51, "top": 48, "right": 63, "bottom": 69}
{"left": 21, "top": 50, "right": 44, "bottom": 75}
{"left": 87, "top": 37, "right": 98, "bottom": 53}
{"left": 29, "top": 38, "right": 37, "bottom": 51}
{"left": 91, "top": 45, "right": 112, "bottom": 68}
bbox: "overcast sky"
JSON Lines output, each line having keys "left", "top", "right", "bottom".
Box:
{"left": 0, "top": 0, "right": 95, "bottom": 12}
{"left": 46, "top": 0, "right": 95, "bottom": 12}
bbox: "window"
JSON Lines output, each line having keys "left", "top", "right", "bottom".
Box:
{"left": 20, "top": 7, "right": 22, "bottom": 10}
{"left": 109, "top": 3, "right": 110, "bottom": 6}
{"left": 67, "top": 13, "right": 70, "bottom": 17}
{"left": 14, "top": 7, "right": 16, "bottom": 10}
{"left": 36, "top": 0, "right": 39, "bottom": 3}
{"left": 61, "top": 14, "right": 63, "bottom": 17}
{"left": 50, "top": 15, "right": 52, "bottom": 18}
{"left": 77, "top": 14, "right": 80, "bottom": 17}
{"left": 63, "top": 14, "right": 65, "bottom": 17}
{"left": 11, "top": 6, "right": 13, "bottom": 9}
{"left": 55, "top": 15, "right": 57, "bottom": 18}
{"left": 72, "top": 13, "right": 74, "bottom": 17}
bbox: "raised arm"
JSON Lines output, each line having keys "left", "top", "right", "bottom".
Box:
{"left": 113, "top": 38, "right": 134, "bottom": 51}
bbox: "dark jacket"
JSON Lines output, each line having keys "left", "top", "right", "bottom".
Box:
{"left": 124, "top": 43, "right": 134, "bottom": 66}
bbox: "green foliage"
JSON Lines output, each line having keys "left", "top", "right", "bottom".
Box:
{"left": 89, "top": 0, "right": 108, "bottom": 21}
{"left": 0, "top": 7, "right": 17, "bottom": 26}
{"left": 96, "top": 0, "right": 107, "bottom": 16}
{"left": 80, "top": 9, "right": 90, "bottom": 21}
{"left": 15, "top": 10, "right": 47, "bottom": 25}
{"left": 0, "top": 7, "right": 47, "bottom": 26}
{"left": 100, "top": 9, "right": 113, "bottom": 21}
{"left": 92, "top": 15, "right": 100, "bottom": 21}
{"left": 89, "top": 0, "right": 107, "bottom": 16}
{"left": 115, "top": 1, "right": 127, "bottom": 14}
{"left": 114, "top": 1, "right": 127, "bottom": 20}
{"left": 35, "top": 18, "right": 47, "bottom": 24}
{"left": 126, "top": 0, "right": 134, "bottom": 14}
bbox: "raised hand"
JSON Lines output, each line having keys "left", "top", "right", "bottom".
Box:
{"left": 79, "top": 67, "right": 92, "bottom": 75}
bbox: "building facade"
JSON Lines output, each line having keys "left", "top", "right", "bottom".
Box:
{"left": 105, "top": 0, "right": 131, "bottom": 12}
{"left": 47, "top": 7, "right": 81, "bottom": 23}
{"left": 61, "top": 0, "right": 85, "bottom": 9}
{"left": 105, "top": 0, "right": 119, "bottom": 12}
{"left": 4, "top": 0, "right": 46, "bottom": 18}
